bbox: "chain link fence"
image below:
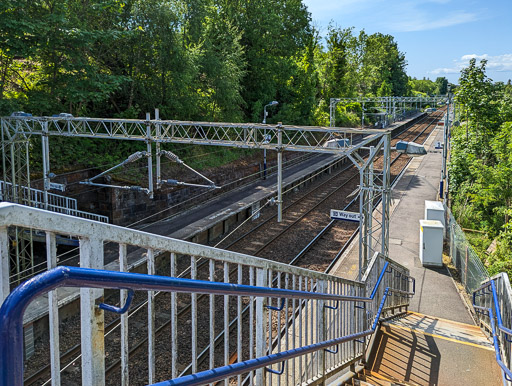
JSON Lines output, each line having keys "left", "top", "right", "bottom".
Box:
{"left": 444, "top": 203, "right": 489, "bottom": 293}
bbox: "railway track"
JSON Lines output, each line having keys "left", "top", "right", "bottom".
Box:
{"left": 219, "top": 111, "right": 443, "bottom": 262}
{"left": 24, "top": 110, "right": 444, "bottom": 385}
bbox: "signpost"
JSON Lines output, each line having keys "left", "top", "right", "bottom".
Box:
{"left": 330, "top": 209, "right": 360, "bottom": 222}
{"left": 49, "top": 182, "right": 66, "bottom": 192}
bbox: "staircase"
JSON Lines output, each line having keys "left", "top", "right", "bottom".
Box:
{"left": 0, "top": 203, "right": 511, "bottom": 385}
{"left": 344, "top": 312, "right": 501, "bottom": 386}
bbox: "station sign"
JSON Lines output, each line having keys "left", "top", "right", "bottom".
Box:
{"left": 330, "top": 209, "right": 360, "bottom": 222}
{"left": 49, "top": 182, "right": 66, "bottom": 192}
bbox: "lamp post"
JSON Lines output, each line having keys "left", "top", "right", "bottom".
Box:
{"left": 262, "top": 101, "right": 278, "bottom": 179}
{"left": 361, "top": 102, "right": 365, "bottom": 128}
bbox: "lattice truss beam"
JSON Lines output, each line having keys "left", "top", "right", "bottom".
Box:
{"left": 1, "top": 116, "right": 385, "bottom": 153}
{"left": 329, "top": 95, "right": 449, "bottom": 128}
{"left": 1, "top": 114, "right": 387, "bottom": 199}
{"left": 1, "top": 113, "right": 393, "bottom": 278}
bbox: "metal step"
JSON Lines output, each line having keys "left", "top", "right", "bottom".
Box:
{"left": 365, "top": 311, "right": 501, "bottom": 386}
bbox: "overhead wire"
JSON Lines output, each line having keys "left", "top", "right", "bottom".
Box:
{"left": 46, "top": 151, "right": 314, "bottom": 262}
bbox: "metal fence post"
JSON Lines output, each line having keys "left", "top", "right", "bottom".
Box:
{"left": 80, "top": 237, "right": 105, "bottom": 386}
{"left": 464, "top": 246, "right": 469, "bottom": 289}
{"left": 255, "top": 268, "right": 268, "bottom": 386}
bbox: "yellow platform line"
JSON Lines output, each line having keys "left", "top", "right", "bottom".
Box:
{"left": 405, "top": 311, "right": 482, "bottom": 331}
{"left": 384, "top": 323, "right": 495, "bottom": 352}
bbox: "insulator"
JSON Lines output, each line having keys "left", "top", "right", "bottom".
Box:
{"left": 125, "top": 151, "right": 146, "bottom": 164}
{"left": 166, "top": 179, "right": 179, "bottom": 186}
{"left": 161, "top": 151, "right": 183, "bottom": 164}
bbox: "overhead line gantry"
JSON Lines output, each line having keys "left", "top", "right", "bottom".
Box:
{"left": 330, "top": 95, "right": 448, "bottom": 128}
{"left": 2, "top": 111, "right": 392, "bottom": 278}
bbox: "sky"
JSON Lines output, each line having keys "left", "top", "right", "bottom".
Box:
{"left": 302, "top": 0, "right": 512, "bottom": 84}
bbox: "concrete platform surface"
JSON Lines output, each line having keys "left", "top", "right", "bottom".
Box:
{"left": 387, "top": 126, "right": 473, "bottom": 323}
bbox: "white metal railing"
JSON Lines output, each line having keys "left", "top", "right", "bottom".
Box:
{"left": 0, "top": 203, "right": 411, "bottom": 385}
{"left": 0, "top": 180, "right": 108, "bottom": 223}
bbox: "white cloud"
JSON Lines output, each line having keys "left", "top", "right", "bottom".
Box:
{"left": 430, "top": 67, "right": 462, "bottom": 75}
{"left": 391, "top": 11, "right": 478, "bottom": 32}
{"left": 303, "top": 0, "right": 480, "bottom": 32}
{"left": 460, "top": 54, "right": 512, "bottom": 72}
{"left": 429, "top": 54, "right": 512, "bottom": 76}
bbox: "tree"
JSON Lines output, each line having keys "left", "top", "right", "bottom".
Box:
{"left": 197, "top": 8, "right": 246, "bottom": 121}
{"left": 435, "top": 77, "right": 448, "bottom": 95}
{"left": 455, "top": 59, "right": 501, "bottom": 159}
{"left": 321, "top": 26, "right": 355, "bottom": 99}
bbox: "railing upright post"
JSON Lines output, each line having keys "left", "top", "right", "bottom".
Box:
{"left": 148, "top": 248, "right": 156, "bottom": 383}
{"left": 46, "top": 232, "right": 61, "bottom": 386}
{"left": 120, "top": 244, "right": 129, "bottom": 386}
{"left": 255, "top": 267, "right": 268, "bottom": 386}
{"left": 170, "top": 252, "right": 178, "bottom": 379}
{"left": 80, "top": 237, "right": 105, "bottom": 386}
{"left": 0, "top": 226, "right": 9, "bottom": 304}
{"left": 317, "top": 280, "right": 326, "bottom": 381}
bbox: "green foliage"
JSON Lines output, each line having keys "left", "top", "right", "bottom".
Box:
{"left": 435, "top": 77, "right": 448, "bottom": 95}
{"left": 409, "top": 77, "right": 437, "bottom": 95}
{"left": 1, "top": 0, "right": 416, "bottom": 169}
{"left": 449, "top": 59, "right": 512, "bottom": 276}
{"left": 333, "top": 103, "right": 360, "bottom": 127}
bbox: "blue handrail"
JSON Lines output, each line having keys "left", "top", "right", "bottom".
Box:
{"left": 0, "top": 262, "right": 414, "bottom": 386}
{"left": 473, "top": 280, "right": 512, "bottom": 383}
{"left": 155, "top": 287, "right": 397, "bottom": 386}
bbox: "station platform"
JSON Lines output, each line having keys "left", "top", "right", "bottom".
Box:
{"left": 330, "top": 123, "right": 503, "bottom": 384}
{"left": 140, "top": 153, "right": 340, "bottom": 241}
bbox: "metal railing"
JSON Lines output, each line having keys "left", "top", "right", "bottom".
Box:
{"left": 473, "top": 275, "right": 512, "bottom": 385}
{"left": 444, "top": 205, "right": 511, "bottom": 384}
{"left": 0, "top": 203, "right": 413, "bottom": 385}
{"left": 0, "top": 265, "right": 414, "bottom": 386}
{"left": 0, "top": 180, "right": 109, "bottom": 223}
{"left": 445, "top": 203, "right": 489, "bottom": 293}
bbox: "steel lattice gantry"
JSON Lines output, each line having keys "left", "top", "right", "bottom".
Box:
{"left": 1, "top": 114, "right": 392, "bottom": 276}
{"left": 1, "top": 119, "right": 34, "bottom": 283}
{"left": 329, "top": 96, "right": 448, "bottom": 128}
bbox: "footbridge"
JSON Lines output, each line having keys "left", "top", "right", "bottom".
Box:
{"left": 0, "top": 202, "right": 508, "bottom": 385}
